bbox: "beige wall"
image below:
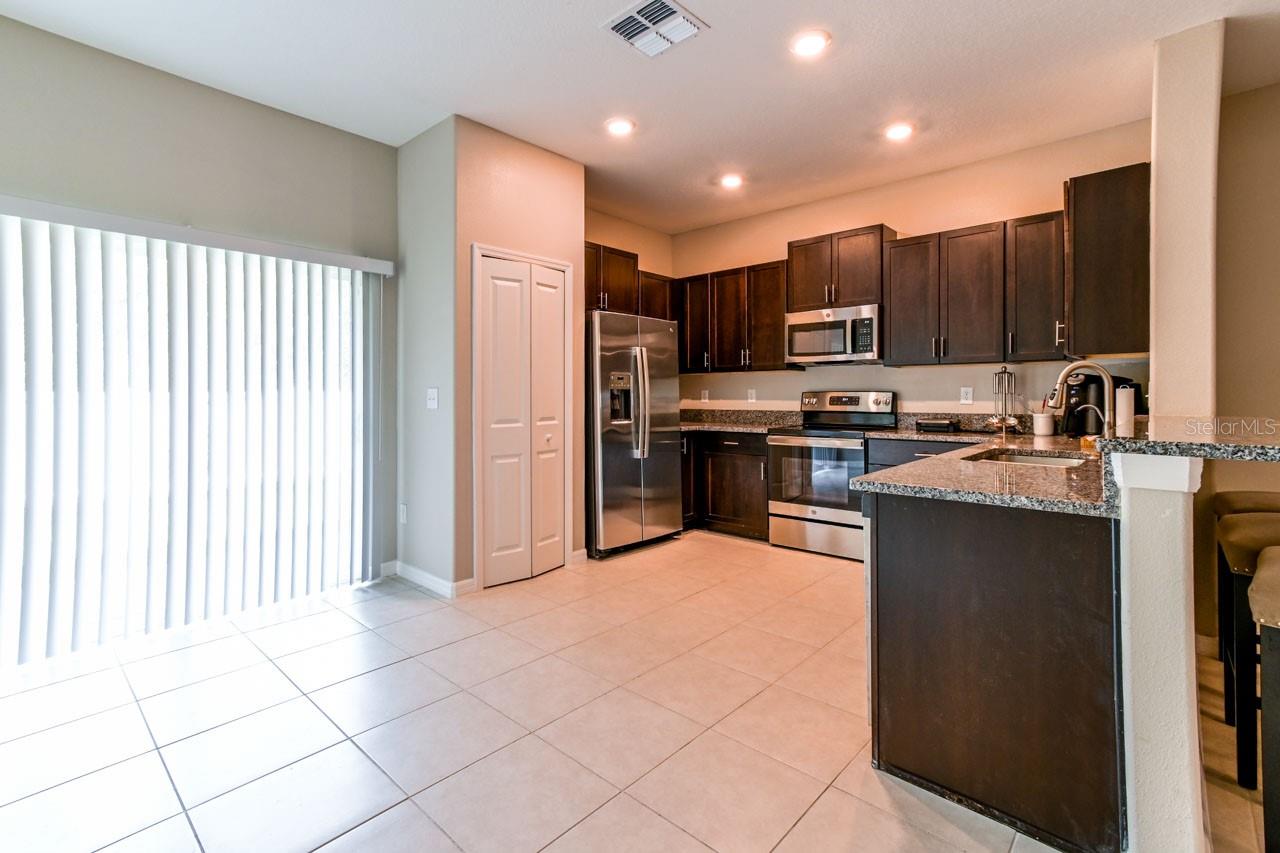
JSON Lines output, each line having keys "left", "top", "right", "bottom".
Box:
{"left": 0, "top": 15, "right": 401, "bottom": 567}
{"left": 454, "top": 118, "right": 586, "bottom": 578}
{"left": 585, "top": 208, "right": 674, "bottom": 276}
{"left": 397, "top": 116, "right": 585, "bottom": 585}
{"left": 672, "top": 120, "right": 1151, "bottom": 277}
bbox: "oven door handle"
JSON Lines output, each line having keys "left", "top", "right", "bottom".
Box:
{"left": 766, "top": 436, "right": 865, "bottom": 450}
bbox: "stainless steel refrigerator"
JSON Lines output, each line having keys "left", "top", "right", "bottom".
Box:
{"left": 589, "top": 311, "right": 682, "bottom": 556}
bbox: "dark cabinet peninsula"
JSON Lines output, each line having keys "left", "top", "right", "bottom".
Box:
{"left": 859, "top": 444, "right": 1124, "bottom": 853}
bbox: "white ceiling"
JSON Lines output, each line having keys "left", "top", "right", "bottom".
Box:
{"left": 4, "top": 0, "right": 1280, "bottom": 233}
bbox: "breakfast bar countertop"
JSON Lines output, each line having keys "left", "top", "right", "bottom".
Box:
{"left": 852, "top": 434, "right": 1116, "bottom": 518}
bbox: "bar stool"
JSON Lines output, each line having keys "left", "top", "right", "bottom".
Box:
{"left": 1249, "top": 546, "right": 1280, "bottom": 850}
{"left": 1216, "top": 492, "right": 1280, "bottom": 664}
{"left": 1218, "top": 511, "right": 1280, "bottom": 790}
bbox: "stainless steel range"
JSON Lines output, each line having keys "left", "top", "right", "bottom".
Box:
{"left": 766, "top": 391, "right": 896, "bottom": 560}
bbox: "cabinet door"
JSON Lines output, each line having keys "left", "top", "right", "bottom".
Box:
{"left": 883, "top": 234, "right": 940, "bottom": 366}
{"left": 639, "top": 271, "right": 673, "bottom": 320}
{"left": 1005, "top": 212, "right": 1065, "bottom": 362}
{"left": 746, "top": 260, "right": 786, "bottom": 371}
{"left": 701, "top": 449, "right": 767, "bottom": 539}
{"left": 1065, "top": 163, "right": 1150, "bottom": 356}
{"left": 710, "top": 268, "right": 748, "bottom": 371}
{"left": 600, "top": 246, "right": 639, "bottom": 314}
{"left": 679, "top": 275, "right": 711, "bottom": 373}
{"left": 681, "top": 433, "right": 699, "bottom": 528}
{"left": 939, "top": 222, "right": 1004, "bottom": 364}
{"left": 786, "top": 234, "right": 833, "bottom": 312}
{"left": 584, "top": 242, "right": 603, "bottom": 312}
{"left": 834, "top": 225, "right": 895, "bottom": 307}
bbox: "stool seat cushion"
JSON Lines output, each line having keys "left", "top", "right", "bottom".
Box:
{"left": 1249, "top": 548, "right": 1280, "bottom": 628}
{"left": 1218, "top": 513, "right": 1280, "bottom": 576}
{"left": 1215, "top": 490, "right": 1280, "bottom": 517}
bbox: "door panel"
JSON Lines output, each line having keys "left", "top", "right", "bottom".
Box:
{"left": 638, "top": 317, "right": 682, "bottom": 540}
{"left": 940, "top": 222, "right": 1004, "bottom": 364}
{"left": 702, "top": 449, "right": 768, "bottom": 539}
{"left": 786, "top": 235, "right": 832, "bottom": 312}
{"left": 1005, "top": 213, "right": 1065, "bottom": 362}
{"left": 679, "top": 275, "right": 710, "bottom": 373}
{"left": 479, "top": 256, "right": 532, "bottom": 585}
{"left": 639, "top": 271, "right": 672, "bottom": 320}
{"left": 746, "top": 261, "right": 786, "bottom": 370}
{"left": 592, "top": 312, "right": 643, "bottom": 551}
{"left": 600, "top": 247, "right": 639, "bottom": 314}
{"left": 834, "top": 226, "right": 891, "bottom": 307}
{"left": 530, "top": 264, "right": 565, "bottom": 576}
{"left": 710, "top": 268, "right": 747, "bottom": 371}
{"left": 884, "top": 235, "right": 940, "bottom": 366}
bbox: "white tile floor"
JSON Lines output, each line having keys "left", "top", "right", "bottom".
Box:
{"left": 0, "top": 530, "right": 1116, "bottom": 852}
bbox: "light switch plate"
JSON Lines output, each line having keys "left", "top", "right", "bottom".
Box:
{"left": 960, "top": 386, "right": 974, "bottom": 404}
{"left": 700, "top": 390, "right": 709, "bottom": 402}
{"left": 426, "top": 387, "right": 439, "bottom": 410}
{"left": 747, "top": 389, "right": 757, "bottom": 402}
{"left": 398, "top": 503, "right": 407, "bottom": 524}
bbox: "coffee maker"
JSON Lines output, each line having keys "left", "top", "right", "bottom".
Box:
{"left": 1061, "top": 374, "right": 1142, "bottom": 437}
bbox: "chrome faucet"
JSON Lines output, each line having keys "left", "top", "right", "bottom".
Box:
{"left": 1046, "top": 361, "right": 1115, "bottom": 438}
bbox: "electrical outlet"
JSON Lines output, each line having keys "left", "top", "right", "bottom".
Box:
{"left": 960, "top": 387, "right": 974, "bottom": 404}
{"left": 747, "top": 389, "right": 757, "bottom": 402}
{"left": 426, "top": 387, "right": 439, "bottom": 410}
{"left": 700, "top": 390, "right": 709, "bottom": 402}
{"left": 398, "top": 503, "right": 408, "bottom": 524}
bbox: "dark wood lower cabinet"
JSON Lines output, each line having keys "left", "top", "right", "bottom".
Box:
{"left": 681, "top": 431, "right": 766, "bottom": 539}
{"left": 700, "top": 435, "right": 768, "bottom": 540}
{"left": 867, "top": 493, "right": 1122, "bottom": 853}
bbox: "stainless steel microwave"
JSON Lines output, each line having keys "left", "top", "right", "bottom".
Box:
{"left": 784, "top": 304, "right": 880, "bottom": 364}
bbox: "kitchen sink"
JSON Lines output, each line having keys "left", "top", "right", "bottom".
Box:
{"left": 970, "top": 451, "right": 1085, "bottom": 468}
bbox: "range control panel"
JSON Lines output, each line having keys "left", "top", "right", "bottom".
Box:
{"left": 801, "top": 391, "right": 895, "bottom": 413}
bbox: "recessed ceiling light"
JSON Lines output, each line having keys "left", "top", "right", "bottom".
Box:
{"left": 790, "top": 30, "right": 831, "bottom": 58}
{"left": 885, "top": 122, "right": 914, "bottom": 141}
{"left": 719, "top": 173, "right": 744, "bottom": 190}
{"left": 605, "top": 117, "right": 635, "bottom": 137}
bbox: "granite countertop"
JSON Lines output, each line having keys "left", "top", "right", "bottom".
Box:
{"left": 1097, "top": 417, "right": 1280, "bottom": 462}
{"left": 853, "top": 434, "right": 1115, "bottom": 517}
{"left": 679, "top": 422, "right": 773, "bottom": 434}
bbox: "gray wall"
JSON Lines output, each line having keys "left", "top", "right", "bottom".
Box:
{"left": 0, "top": 16, "right": 401, "bottom": 566}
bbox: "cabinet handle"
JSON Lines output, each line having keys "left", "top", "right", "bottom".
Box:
{"left": 1054, "top": 321, "right": 1066, "bottom": 346}
{"left": 740, "top": 349, "right": 745, "bottom": 366}
{"left": 681, "top": 437, "right": 687, "bottom": 454}
{"left": 824, "top": 283, "right": 831, "bottom": 303}
{"left": 832, "top": 283, "right": 838, "bottom": 302}
{"left": 913, "top": 452, "right": 938, "bottom": 458}
{"left": 603, "top": 292, "right": 608, "bottom": 310}
{"left": 745, "top": 348, "right": 752, "bottom": 366}
{"left": 760, "top": 461, "right": 765, "bottom": 481}
{"left": 931, "top": 337, "right": 937, "bottom": 358}
{"left": 1007, "top": 331, "right": 1014, "bottom": 353}
{"left": 722, "top": 440, "right": 739, "bottom": 446}
{"left": 703, "top": 352, "right": 710, "bottom": 369}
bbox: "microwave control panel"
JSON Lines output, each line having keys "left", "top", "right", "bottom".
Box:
{"left": 853, "top": 317, "right": 876, "bottom": 354}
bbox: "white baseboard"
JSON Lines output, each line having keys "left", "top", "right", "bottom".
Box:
{"left": 569, "top": 549, "right": 588, "bottom": 565}
{"left": 1195, "top": 633, "right": 1218, "bottom": 658}
{"left": 383, "top": 560, "right": 475, "bottom": 599}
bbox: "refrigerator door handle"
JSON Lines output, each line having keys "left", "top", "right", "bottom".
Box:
{"left": 636, "top": 345, "right": 652, "bottom": 459}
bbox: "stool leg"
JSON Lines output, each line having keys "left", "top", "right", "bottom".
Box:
{"left": 1219, "top": 545, "right": 1232, "bottom": 664}
{"left": 1235, "top": 573, "right": 1259, "bottom": 790}
{"left": 1264, "top": 626, "right": 1280, "bottom": 851}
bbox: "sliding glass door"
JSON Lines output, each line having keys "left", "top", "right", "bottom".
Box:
{"left": 0, "top": 214, "right": 381, "bottom": 667}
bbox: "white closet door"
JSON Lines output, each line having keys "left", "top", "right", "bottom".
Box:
{"left": 529, "top": 264, "right": 566, "bottom": 576}
{"left": 478, "top": 256, "right": 532, "bottom": 585}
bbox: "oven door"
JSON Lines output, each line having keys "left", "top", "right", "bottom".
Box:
{"left": 766, "top": 435, "right": 866, "bottom": 524}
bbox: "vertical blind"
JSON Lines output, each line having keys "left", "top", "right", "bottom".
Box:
{"left": 0, "top": 214, "right": 379, "bottom": 667}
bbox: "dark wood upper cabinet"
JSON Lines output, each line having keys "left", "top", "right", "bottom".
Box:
{"left": 584, "top": 242, "right": 601, "bottom": 311}
{"left": 678, "top": 274, "right": 711, "bottom": 373}
{"left": 710, "top": 268, "right": 748, "bottom": 371}
{"left": 746, "top": 260, "right": 787, "bottom": 371}
{"left": 939, "top": 222, "right": 1004, "bottom": 364}
{"left": 785, "top": 234, "right": 833, "bottom": 312}
{"left": 883, "top": 234, "right": 941, "bottom": 366}
{"left": 599, "top": 245, "right": 639, "bottom": 314}
{"left": 788, "top": 225, "right": 896, "bottom": 313}
{"left": 1005, "top": 212, "right": 1065, "bottom": 362}
{"left": 834, "top": 224, "right": 896, "bottom": 307}
{"left": 638, "top": 271, "right": 673, "bottom": 321}
{"left": 1065, "top": 162, "right": 1150, "bottom": 356}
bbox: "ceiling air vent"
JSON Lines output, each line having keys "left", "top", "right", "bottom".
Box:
{"left": 607, "top": 0, "right": 706, "bottom": 57}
